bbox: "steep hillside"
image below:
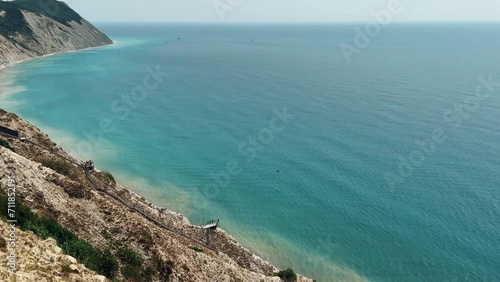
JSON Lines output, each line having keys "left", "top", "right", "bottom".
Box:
{"left": 0, "top": 220, "right": 108, "bottom": 282}
{"left": 0, "top": 109, "right": 314, "bottom": 281}
{"left": 0, "top": 0, "right": 112, "bottom": 66}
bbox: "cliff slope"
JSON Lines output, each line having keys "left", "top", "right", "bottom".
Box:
{"left": 0, "top": 220, "right": 108, "bottom": 282}
{"left": 0, "top": 109, "right": 315, "bottom": 281}
{"left": 0, "top": 0, "right": 112, "bottom": 66}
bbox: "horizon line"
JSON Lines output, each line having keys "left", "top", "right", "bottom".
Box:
{"left": 93, "top": 20, "right": 500, "bottom": 24}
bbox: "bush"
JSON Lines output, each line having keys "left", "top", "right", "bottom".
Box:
{"left": 154, "top": 256, "right": 173, "bottom": 281}
{"left": 138, "top": 229, "right": 154, "bottom": 250}
{"left": 276, "top": 268, "right": 297, "bottom": 282}
{"left": 142, "top": 266, "right": 156, "bottom": 282}
{"left": 121, "top": 264, "right": 141, "bottom": 281}
{"left": 117, "top": 248, "right": 144, "bottom": 281}
{"left": 117, "top": 247, "right": 143, "bottom": 267}
{"left": 41, "top": 159, "right": 73, "bottom": 177}
{"left": 63, "top": 238, "right": 97, "bottom": 261}
{"left": 94, "top": 250, "right": 119, "bottom": 279}
{"left": 0, "top": 138, "right": 15, "bottom": 152}
{"left": 102, "top": 171, "right": 116, "bottom": 184}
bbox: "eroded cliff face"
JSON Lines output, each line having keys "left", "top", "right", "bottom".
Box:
{"left": 0, "top": 109, "right": 315, "bottom": 282}
{"left": 0, "top": 4, "right": 112, "bottom": 66}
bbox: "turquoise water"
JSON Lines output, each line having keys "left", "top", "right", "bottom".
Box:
{"left": 1, "top": 23, "right": 500, "bottom": 281}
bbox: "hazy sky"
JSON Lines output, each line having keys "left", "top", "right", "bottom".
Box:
{"left": 63, "top": 0, "right": 500, "bottom": 23}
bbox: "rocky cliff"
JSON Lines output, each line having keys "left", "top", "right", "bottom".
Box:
{"left": 0, "top": 0, "right": 112, "bottom": 66}
{"left": 0, "top": 109, "right": 314, "bottom": 281}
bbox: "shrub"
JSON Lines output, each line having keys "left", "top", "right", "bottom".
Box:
{"left": 276, "top": 268, "right": 297, "bottom": 282}
{"left": 41, "top": 159, "right": 73, "bottom": 177}
{"left": 142, "top": 266, "right": 156, "bottom": 282}
{"left": 0, "top": 138, "right": 15, "bottom": 152}
{"left": 121, "top": 264, "right": 141, "bottom": 281}
{"left": 138, "top": 229, "right": 154, "bottom": 250}
{"left": 93, "top": 250, "right": 119, "bottom": 279}
{"left": 63, "top": 238, "right": 98, "bottom": 262}
{"left": 153, "top": 256, "right": 173, "bottom": 281}
{"left": 102, "top": 171, "right": 116, "bottom": 184}
{"left": 117, "top": 247, "right": 143, "bottom": 267}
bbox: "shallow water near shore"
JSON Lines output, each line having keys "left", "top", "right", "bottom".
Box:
{"left": 2, "top": 23, "right": 500, "bottom": 281}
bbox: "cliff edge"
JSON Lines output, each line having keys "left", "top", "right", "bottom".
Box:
{"left": 0, "top": 0, "right": 112, "bottom": 66}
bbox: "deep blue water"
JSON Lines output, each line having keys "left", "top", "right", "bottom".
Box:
{"left": 1, "top": 23, "right": 500, "bottom": 281}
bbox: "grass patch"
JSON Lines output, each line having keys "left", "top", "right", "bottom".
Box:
{"left": 275, "top": 268, "right": 297, "bottom": 282}
{"left": 0, "top": 138, "right": 15, "bottom": 152}
{"left": 0, "top": 187, "right": 119, "bottom": 278}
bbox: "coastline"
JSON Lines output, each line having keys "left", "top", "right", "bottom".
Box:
{"left": 0, "top": 41, "right": 116, "bottom": 72}
{"left": 0, "top": 46, "right": 319, "bottom": 281}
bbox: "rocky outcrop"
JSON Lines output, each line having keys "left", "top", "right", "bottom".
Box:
{"left": 0, "top": 109, "right": 314, "bottom": 281}
{"left": 0, "top": 0, "right": 112, "bottom": 66}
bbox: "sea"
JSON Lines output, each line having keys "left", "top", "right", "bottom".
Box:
{"left": 1, "top": 23, "right": 500, "bottom": 281}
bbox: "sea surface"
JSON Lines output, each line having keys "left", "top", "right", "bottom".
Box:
{"left": 1, "top": 23, "right": 500, "bottom": 281}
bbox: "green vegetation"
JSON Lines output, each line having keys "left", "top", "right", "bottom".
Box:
{"left": 102, "top": 171, "right": 116, "bottom": 184}
{"left": 0, "top": 0, "right": 83, "bottom": 38}
{"left": 138, "top": 229, "right": 154, "bottom": 250}
{"left": 14, "top": 0, "right": 83, "bottom": 24}
{"left": 121, "top": 264, "right": 141, "bottom": 281}
{"left": 117, "top": 247, "right": 145, "bottom": 281}
{"left": 117, "top": 247, "right": 144, "bottom": 267}
{"left": 40, "top": 159, "right": 73, "bottom": 177}
{"left": 0, "top": 187, "right": 119, "bottom": 278}
{"left": 0, "top": 138, "right": 15, "bottom": 152}
{"left": 0, "top": 1, "right": 32, "bottom": 38}
{"left": 154, "top": 256, "right": 174, "bottom": 281}
{"left": 142, "top": 266, "right": 156, "bottom": 282}
{"left": 0, "top": 173, "right": 174, "bottom": 281}
{"left": 275, "top": 268, "right": 297, "bottom": 282}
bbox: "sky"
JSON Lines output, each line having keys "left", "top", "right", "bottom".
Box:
{"left": 63, "top": 0, "right": 500, "bottom": 23}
